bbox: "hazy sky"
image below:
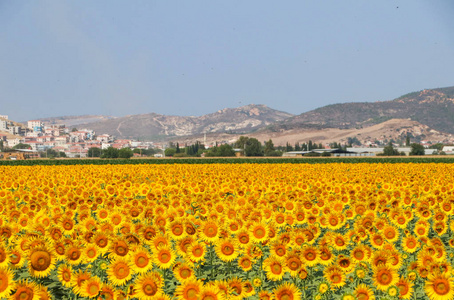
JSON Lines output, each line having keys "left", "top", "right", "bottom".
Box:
{"left": 1, "top": 1, "right": 454, "bottom": 121}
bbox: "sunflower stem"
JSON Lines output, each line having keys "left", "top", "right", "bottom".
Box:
{"left": 163, "top": 268, "right": 167, "bottom": 292}
{"left": 210, "top": 245, "right": 214, "bottom": 280}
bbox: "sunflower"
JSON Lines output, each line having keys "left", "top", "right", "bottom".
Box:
{"left": 331, "top": 233, "right": 349, "bottom": 251}
{"left": 174, "top": 263, "right": 195, "bottom": 282}
{"left": 216, "top": 280, "right": 231, "bottom": 299}
{"left": 318, "top": 246, "right": 334, "bottom": 266}
{"left": 370, "top": 232, "right": 386, "bottom": 249}
{"left": 243, "top": 280, "right": 255, "bottom": 297}
{"left": 83, "top": 245, "right": 99, "bottom": 263}
{"left": 354, "top": 283, "right": 375, "bottom": 300}
{"left": 270, "top": 242, "right": 287, "bottom": 259}
{"left": 108, "top": 238, "right": 130, "bottom": 258}
{"left": 215, "top": 238, "right": 239, "bottom": 262}
{"left": 10, "top": 280, "right": 39, "bottom": 300}
{"left": 383, "top": 225, "right": 399, "bottom": 243}
{"left": 153, "top": 245, "right": 176, "bottom": 269}
{"left": 290, "top": 229, "right": 306, "bottom": 247}
{"left": 414, "top": 224, "right": 429, "bottom": 238}
{"left": 373, "top": 264, "right": 399, "bottom": 291}
{"left": 351, "top": 245, "right": 371, "bottom": 264}
{"left": 371, "top": 250, "right": 389, "bottom": 267}
{"left": 228, "top": 277, "right": 247, "bottom": 300}
{"left": 326, "top": 212, "right": 344, "bottom": 230}
{"left": 36, "top": 284, "right": 52, "bottom": 300}
{"left": 93, "top": 232, "right": 111, "bottom": 254}
{"left": 402, "top": 235, "right": 420, "bottom": 253}
{"left": 337, "top": 255, "right": 354, "bottom": 274}
{"left": 150, "top": 234, "right": 170, "bottom": 252}
{"left": 65, "top": 245, "right": 83, "bottom": 265}
{"left": 387, "top": 251, "right": 403, "bottom": 270}
{"left": 141, "top": 225, "right": 158, "bottom": 242}
{"left": 258, "top": 290, "right": 274, "bottom": 300}
{"left": 200, "top": 220, "right": 220, "bottom": 242}
{"left": 417, "top": 251, "right": 436, "bottom": 269}
{"left": 199, "top": 284, "right": 225, "bottom": 300}
{"left": 131, "top": 246, "right": 152, "bottom": 274}
{"left": 175, "top": 278, "right": 203, "bottom": 300}
{"left": 285, "top": 251, "right": 303, "bottom": 277}
{"left": 0, "top": 267, "right": 14, "bottom": 298}
{"left": 187, "top": 242, "right": 206, "bottom": 263}
{"left": 238, "top": 255, "right": 254, "bottom": 272}
{"left": 99, "top": 285, "right": 116, "bottom": 300}
{"left": 394, "top": 214, "right": 409, "bottom": 229}
{"left": 57, "top": 264, "right": 73, "bottom": 288}
{"left": 396, "top": 277, "right": 414, "bottom": 300}
{"left": 167, "top": 219, "right": 186, "bottom": 241}
{"left": 79, "top": 276, "right": 102, "bottom": 298}
{"left": 133, "top": 271, "right": 163, "bottom": 300}
{"left": 52, "top": 239, "right": 67, "bottom": 259}
{"left": 324, "top": 265, "right": 346, "bottom": 288}
{"left": 27, "top": 246, "right": 56, "bottom": 278}
{"left": 301, "top": 245, "right": 319, "bottom": 267}
{"left": 424, "top": 271, "right": 454, "bottom": 300}
{"left": 107, "top": 257, "right": 133, "bottom": 286}
{"left": 249, "top": 221, "right": 269, "bottom": 243}
{"left": 9, "top": 249, "right": 26, "bottom": 269}
{"left": 71, "top": 269, "right": 91, "bottom": 295}
{"left": 236, "top": 229, "right": 252, "bottom": 248}
{"left": 264, "top": 255, "right": 286, "bottom": 281}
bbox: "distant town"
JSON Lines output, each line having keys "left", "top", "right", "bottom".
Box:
{"left": 0, "top": 115, "right": 163, "bottom": 158}
{"left": 1, "top": 114, "right": 454, "bottom": 159}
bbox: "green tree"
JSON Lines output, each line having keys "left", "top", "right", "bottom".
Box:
{"left": 264, "top": 139, "right": 275, "bottom": 156}
{"left": 204, "top": 144, "right": 235, "bottom": 157}
{"left": 13, "top": 143, "right": 31, "bottom": 150}
{"left": 245, "top": 138, "right": 263, "bottom": 156}
{"left": 383, "top": 142, "right": 399, "bottom": 156}
{"left": 102, "top": 146, "right": 119, "bottom": 158}
{"left": 88, "top": 147, "right": 102, "bottom": 157}
{"left": 176, "top": 143, "right": 180, "bottom": 154}
{"left": 164, "top": 148, "right": 176, "bottom": 157}
{"left": 429, "top": 143, "right": 444, "bottom": 151}
{"left": 234, "top": 136, "right": 249, "bottom": 149}
{"left": 410, "top": 143, "right": 425, "bottom": 156}
{"left": 118, "top": 148, "right": 133, "bottom": 158}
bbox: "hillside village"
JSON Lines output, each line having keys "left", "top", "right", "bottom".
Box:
{"left": 2, "top": 113, "right": 454, "bottom": 159}
{"left": 0, "top": 115, "right": 156, "bottom": 158}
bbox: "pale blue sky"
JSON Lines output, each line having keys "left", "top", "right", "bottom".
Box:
{"left": 1, "top": 1, "right": 454, "bottom": 121}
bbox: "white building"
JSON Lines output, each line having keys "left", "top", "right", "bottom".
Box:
{"left": 28, "top": 120, "right": 43, "bottom": 132}
{"left": 0, "top": 120, "right": 7, "bottom": 131}
{"left": 7, "top": 138, "right": 24, "bottom": 148}
{"left": 442, "top": 146, "right": 454, "bottom": 154}
{"left": 0, "top": 115, "right": 8, "bottom": 120}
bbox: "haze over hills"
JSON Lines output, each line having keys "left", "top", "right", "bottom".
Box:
{"left": 70, "top": 104, "right": 294, "bottom": 140}
{"left": 30, "top": 86, "right": 454, "bottom": 145}
{"left": 275, "top": 87, "right": 454, "bottom": 135}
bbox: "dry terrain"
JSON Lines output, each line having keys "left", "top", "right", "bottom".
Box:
{"left": 171, "top": 118, "right": 453, "bottom": 146}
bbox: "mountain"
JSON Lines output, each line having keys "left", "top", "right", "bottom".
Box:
{"left": 74, "top": 104, "right": 294, "bottom": 140}
{"left": 34, "top": 115, "right": 115, "bottom": 127}
{"left": 276, "top": 86, "right": 454, "bottom": 134}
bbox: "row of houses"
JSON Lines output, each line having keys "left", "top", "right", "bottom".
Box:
{"left": 0, "top": 116, "right": 158, "bottom": 158}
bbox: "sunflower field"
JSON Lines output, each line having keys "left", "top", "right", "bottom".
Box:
{"left": 0, "top": 163, "right": 453, "bottom": 299}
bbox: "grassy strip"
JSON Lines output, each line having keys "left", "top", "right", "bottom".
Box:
{"left": 1, "top": 156, "right": 454, "bottom": 165}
